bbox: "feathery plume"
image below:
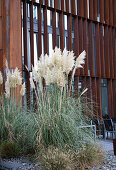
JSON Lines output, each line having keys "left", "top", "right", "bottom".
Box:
{"left": 32, "top": 66, "right": 40, "bottom": 82}
{"left": 0, "top": 71, "right": 3, "bottom": 85}
{"left": 80, "top": 88, "right": 88, "bottom": 97}
{"left": 75, "top": 50, "right": 86, "bottom": 69}
{"left": 20, "top": 82, "right": 26, "bottom": 96}
{"left": 30, "top": 77, "right": 35, "bottom": 89}
{"left": 56, "top": 68, "right": 66, "bottom": 87}
{"left": 62, "top": 49, "right": 75, "bottom": 75}
{"left": 7, "top": 68, "right": 22, "bottom": 88}
{"left": 5, "top": 80, "right": 10, "bottom": 98}
{"left": 44, "top": 68, "right": 52, "bottom": 86}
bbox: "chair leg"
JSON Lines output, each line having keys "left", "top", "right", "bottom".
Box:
{"left": 107, "top": 132, "right": 108, "bottom": 139}
{"left": 104, "top": 131, "right": 106, "bottom": 140}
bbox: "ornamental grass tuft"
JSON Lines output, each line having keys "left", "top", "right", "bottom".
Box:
{"left": 0, "top": 48, "right": 105, "bottom": 169}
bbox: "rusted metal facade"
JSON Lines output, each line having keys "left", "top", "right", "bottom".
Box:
{"left": 0, "top": 0, "right": 116, "bottom": 119}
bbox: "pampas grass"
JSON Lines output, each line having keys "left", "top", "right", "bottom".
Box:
{"left": 0, "top": 48, "right": 105, "bottom": 169}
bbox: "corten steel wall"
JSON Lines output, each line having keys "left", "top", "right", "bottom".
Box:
{"left": 0, "top": 0, "right": 22, "bottom": 97}
{"left": 0, "top": 0, "right": 3, "bottom": 72}
{"left": 21, "top": 0, "right": 116, "bottom": 119}
{"left": 0, "top": 0, "right": 22, "bottom": 71}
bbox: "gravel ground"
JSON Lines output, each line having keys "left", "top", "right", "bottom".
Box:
{"left": 93, "top": 151, "right": 116, "bottom": 170}
{"left": 93, "top": 140, "right": 116, "bottom": 170}
{"left": 0, "top": 157, "right": 40, "bottom": 170}
{"left": 0, "top": 140, "right": 116, "bottom": 170}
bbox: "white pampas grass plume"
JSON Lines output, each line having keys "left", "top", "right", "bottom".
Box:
{"left": 30, "top": 77, "right": 35, "bottom": 89}
{"left": 37, "top": 54, "right": 48, "bottom": 78}
{"left": 13, "top": 67, "right": 22, "bottom": 86}
{"left": 75, "top": 50, "right": 86, "bottom": 69}
{"left": 52, "top": 47, "right": 62, "bottom": 66}
{"left": 6, "top": 60, "right": 9, "bottom": 71}
{"left": 5, "top": 80, "right": 10, "bottom": 98}
{"left": 20, "top": 82, "right": 26, "bottom": 96}
{"left": 62, "top": 49, "right": 75, "bottom": 75}
{"left": 44, "top": 68, "right": 52, "bottom": 86}
{"left": 56, "top": 68, "right": 66, "bottom": 87}
{"left": 0, "top": 71, "right": 3, "bottom": 85}
{"left": 80, "top": 88, "right": 88, "bottom": 97}
{"left": 5, "top": 92, "right": 10, "bottom": 99}
{"left": 32, "top": 66, "right": 40, "bottom": 82}
{"left": 9, "top": 68, "right": 22, "bottom": 88}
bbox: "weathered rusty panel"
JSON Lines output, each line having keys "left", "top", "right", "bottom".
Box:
{"left": 81, "top": 77, "right": 88, "bottom": 111}
{"left": 88, "top": 21, "right": 94, "bottom": 76}
{"left": 78, "top": 18, "right": 84, "bottom": 75}
{"left": 44, "top": 7, "right": 48, "bottom": 54}
{"left": 2, "top": 0, "right": 9, "bottom": 69}
{"left": 71, "top": 0, "right": 76, "bottom": 15}
{"left": 84, "top": 0, "right": 88, "bottom": 18}
{"left": 23, "top": 0, "right": 28, "bottom": 68}
{"left": 92, "top": 78, "right": 98, "bottom": 118}
{"left": 104, "top": 26, "right": 110, "bottom": 78}
{"left": 96, "top": 78, "right": 102, "bottom": 120}
{"left": 81, "top": 76, "right": 86, "bottom": 89}
{"left": 38, "top": 5, "right": 42, "bottom": 58}
{"left": 74, "top": 16, "right": 80, "bottom": 76}
{"left": 54, "top": 0, "right": 58, "bottom": 9}
{"left": 109, "top": 0, "right": 113, "bottom": 26}
{"left": 66, "top": 0, "right": 69, "bottom": 13}
{"left": 99, "top": 0, "right": 104, "bottom": 23}
{"left": 30, "top": 2, "right": 34, "bottom": 67}
{"left": 109, "top": 27, "right": 114, "bottom": 78}
{"left": 89, "top": 0, "right": 93, "bottom": 20}
{"left": 61, "top": 0, "right": 64, "bottom": 11}
{"left": 112, "top": 28, "right": 116, "bottom": 78}
{"left": 83, "top": 19, "right": 88, "bottom": 76}
{"left": 9, "top": 0, "right": 22, "bottom": 70}
{"left": 52, "top": 10, "right": 57, "bottom": 49}
{"left": 86, "top": 77, "right": 91, "bottom": 102}
{"left": 79, "top": 0, "right": 84, "bottom": 17}
{"left": 0, "top": 17, "right": 2, "bottom": 49}
{"left": 93, "top": 0, "right": 97, "bottom": 21}
{"left": 104, "top": 0, "right": 109, "bottom": 25}
{"left": 99, "top": 24, "right": 105, "bottom": 77}
{"left": 59, "top": 12, "right": 64, "bottom": 51}
{"left": 45, "top": 0, "right": 48, "bottom": 6}
{"left": 0, "top": 50, "right": 3, "bottom": 71}
{"left": 0, "top": 0, "right": 2, "bottom": 17}
{"left": 67, "top": 14, "right": 72, "bottom": 51}
{"left": 113, "top": 0, "right": 116, "bottom": 26}
{"left": 95, "top": 23, "right": 101, "bottom": 77}
{"left": 39, "top": 0, "right": 43, "bottom": 4}
{"left": 74, "top": 76, "right": 79, "bottom": 97}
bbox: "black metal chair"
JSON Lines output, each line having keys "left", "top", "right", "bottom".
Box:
{"left": 91, "top": 119, "right": 102, "bottom": 137}
{"left": 103, "top": 119, "right": 116, "bottom": 140}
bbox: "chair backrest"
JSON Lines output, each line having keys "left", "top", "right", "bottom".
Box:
{"left": 103, "top": 119, "right": 113, "bottom": 131}
{"left": 112, "top": 118, "right": 116, "bottom": 123}
{"left": 92, "top": 119, "right": 100, "bottom": 130}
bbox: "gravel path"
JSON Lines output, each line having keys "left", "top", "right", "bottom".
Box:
{"left": 93, "top": 140, "right": 116, "bottom": 170}
{"left": 0, "top": 140, "right": 116, "bottom": 170}
{"left": 0, "top": 157, "right": 40, "bottom": 170}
